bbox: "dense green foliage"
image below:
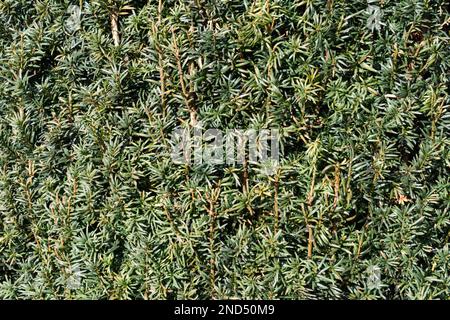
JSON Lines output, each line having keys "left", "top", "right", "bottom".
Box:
{"left": 0, "top": 0, "right": 449, "bottom": 299}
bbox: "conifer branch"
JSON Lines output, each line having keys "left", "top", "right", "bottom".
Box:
{"left": 171, "top": 29, "right": 197, "bottom": 127}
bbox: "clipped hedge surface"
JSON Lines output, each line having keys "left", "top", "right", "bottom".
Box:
{"left": 0, "top": 0, "right": 449, "bottom": 299}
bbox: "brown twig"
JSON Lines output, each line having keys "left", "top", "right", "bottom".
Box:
{"left": 307, "top": 225, "right": 313, "bottom": 259}
{"left": 333, "top": 163, "right": 340, "bottom": 209}
{"left": 171, "top": 29, "right": 197, "bottom": 127}
{"left": 273, "top": 170, "right": 280, "bottom": 232}
{"left": 301, "top": 203, "right": 314, "bottom": 259}
{"left": 242, "top": 157, "right": 249, "bottom": 194}
{"left": 306, "top": 165, "right": 316, "bottom": 258}
{"left": 307, "top": 167, "right": 316, "bottom": 206}
{"left": 206, "top": 186, "right": 220, "bottom": 298}
{"left": 153, "top": 1, "right": 166, "bottom": 115}
{"left": 111, "top": 11, "right": 120, "bottom": 46}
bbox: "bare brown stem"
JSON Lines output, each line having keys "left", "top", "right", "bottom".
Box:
{"left": 111, "top": 11, "right": 120, "bottom": 46}
{"left": 333, "top": 163, "right": 340, "bottom": 209}
{"left": 307, "top": 225, "right": 313, "bottom": 259}
{"left": 274, "top": 171, "right": 280, "bottom": 232}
